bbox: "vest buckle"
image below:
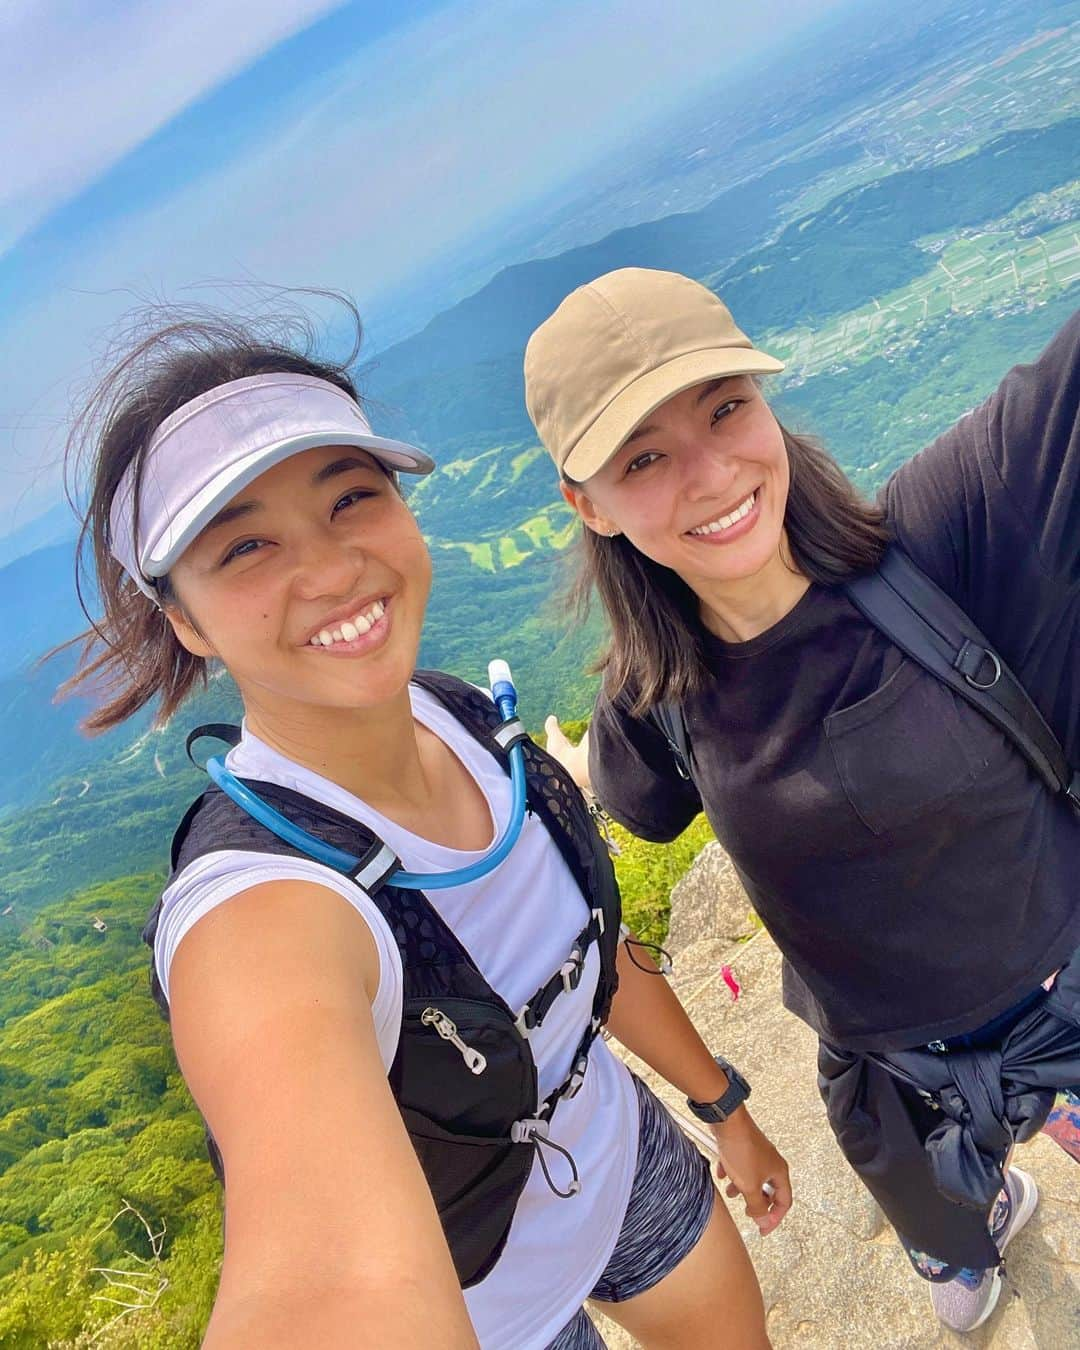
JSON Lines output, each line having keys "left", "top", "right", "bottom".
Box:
{"left": 562, "top": 1053, "right": 589, "bottom": 1100}
{"left": 560, "top": 946, "right": 585, "bottom": 993}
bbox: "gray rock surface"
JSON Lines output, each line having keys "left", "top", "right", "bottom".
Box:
{"left": 589, "top": 859, "right": 1080, "bottom": 1348}
{"left": 665, "top": 842, "right": 757, "bottom": 955}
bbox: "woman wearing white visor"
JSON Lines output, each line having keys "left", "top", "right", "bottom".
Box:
{"left": 64, "top": 312, "right": 790, "bottom": 1350}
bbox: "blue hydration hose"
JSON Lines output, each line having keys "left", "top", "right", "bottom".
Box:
{"left": 204, "top": 659, "right": 528, "bottom": 890}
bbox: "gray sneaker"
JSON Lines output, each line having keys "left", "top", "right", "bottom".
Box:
{"left": 929, "top": 1166, "right": 1039, "bottom": 1333}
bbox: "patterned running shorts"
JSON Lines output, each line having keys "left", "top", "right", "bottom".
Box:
{"left": 544, "top": 1073, "right": 716, "bottom": 1349}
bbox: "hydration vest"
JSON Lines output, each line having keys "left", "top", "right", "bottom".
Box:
{"left": 142, "top": 670, "right": 622, "bottom": 1288}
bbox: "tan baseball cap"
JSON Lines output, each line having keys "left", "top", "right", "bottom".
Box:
{"left": 524, "top": 267, "right": 784, "bottom": 481}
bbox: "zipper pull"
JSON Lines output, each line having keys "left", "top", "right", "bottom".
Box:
{"left": 421, "top": 1007, "right": 488, "bottom": 1075}
{"left": 588, "top": 800, "right": 621, "bottom": 856}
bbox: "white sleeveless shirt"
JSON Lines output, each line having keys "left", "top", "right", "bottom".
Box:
{"left": 156, "top": 684, "right": 639, "bottom": 1349}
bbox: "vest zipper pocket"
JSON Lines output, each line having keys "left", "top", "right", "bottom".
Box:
{"left": 421, "top": 1006, "right": 488, "bottom": 1075}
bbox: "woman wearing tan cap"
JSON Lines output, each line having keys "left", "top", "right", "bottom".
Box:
{"left": 527, "top": 268, "right": 1080, "bottom": 1335}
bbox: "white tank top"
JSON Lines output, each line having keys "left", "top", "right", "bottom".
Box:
{"left": 156, "top": 684, "right": 639, "bottom": 1349}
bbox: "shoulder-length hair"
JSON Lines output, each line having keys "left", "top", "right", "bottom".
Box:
{"left": 56, "top": 296, "right": 366, "bottom": 734}
{"left": 566, "top": 421, "right": 891, "bottom": 716}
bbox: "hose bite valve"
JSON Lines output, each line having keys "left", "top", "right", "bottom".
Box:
{"left": 488, "top": 659, "right": 517, "bottom": 718}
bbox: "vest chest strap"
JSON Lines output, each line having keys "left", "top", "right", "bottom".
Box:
{"left": 513, "top": 908, "right": 607, "bottom": 1037}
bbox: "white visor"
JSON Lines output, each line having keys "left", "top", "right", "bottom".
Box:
{"left": 109, "top": 372, "right": 434, "bottom": 598}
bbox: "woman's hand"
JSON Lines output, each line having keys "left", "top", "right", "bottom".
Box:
{"left": 711, "top": 1107, "right": 792, "bottom": 1236}
{"left": 543, "top": 716, "right": 592, "bottom": 793}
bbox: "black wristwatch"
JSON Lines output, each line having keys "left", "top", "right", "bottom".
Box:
{"left": 686, "top": 1054, "right": 751, "bottom": 1123}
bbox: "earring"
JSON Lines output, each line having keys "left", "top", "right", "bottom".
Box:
{"left": 607, "top": 528, "right": 620, "bottom": 538}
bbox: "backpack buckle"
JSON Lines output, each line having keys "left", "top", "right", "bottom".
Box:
{"left": 560, "top": 946, "right": 585, "bottom": 993}
{"left": 562, "top": 1053, "right": 589, "bottom": 1100}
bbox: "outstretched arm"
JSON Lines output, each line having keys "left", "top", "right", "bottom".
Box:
{"left": 605, "top": 932, "right": 792, "bottom": 1236}
{"left": 169, "top": 879, "right": 478, "bottom": 1349}
{"left": 545, "top": 699, "right": 701, "bottom": 844}
{"left": 544, "top": 716, "right": 591, "bottom": 792}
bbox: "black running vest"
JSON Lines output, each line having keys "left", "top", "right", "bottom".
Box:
{"left": 142, "top": 671, "right": 623, "bottom": 1288}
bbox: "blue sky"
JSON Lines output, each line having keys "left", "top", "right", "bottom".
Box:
{"left": 0, "top": 0, "right": 845, "bottom": 533}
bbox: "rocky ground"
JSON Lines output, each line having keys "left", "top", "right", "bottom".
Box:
{"left": 590, "top": 844, "right": 1080, "bottom": 1349}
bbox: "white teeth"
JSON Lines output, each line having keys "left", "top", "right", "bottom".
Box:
{"left": 309, "top": 600, "right": 387, "bottom": 648}
{"left": 689, "top": 491, "right": 756, "bottom": 536}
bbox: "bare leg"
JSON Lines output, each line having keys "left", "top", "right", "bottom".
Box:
{"left": 596, "top": 1188, "right": 771, "bottom": 1350}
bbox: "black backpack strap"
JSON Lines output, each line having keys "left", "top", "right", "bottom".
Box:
{"left": 512, "top": 903, "right": 609, "bottom": 1039}
{"left": 845, "top": 546, "right": 1078, "bottom": 808}
{"left": 410, "top": 669, "right": 623, "bottom": 1025}
{"left": 185, "top": 723, "right": 241, "bottom": 767}
{"left": 650, "top": 700, "right": 695, "bottom": 784}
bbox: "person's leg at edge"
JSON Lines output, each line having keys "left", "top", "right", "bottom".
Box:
{"left": 546, "top": 1074, "right": 771, "bottom": 1350}
{"left": 908, "top": 1083, "right": 1080, "bottom": 1331}
{"left": 587, "top": 1075, "right": 770, "bottom": 1349}
{"left": 902, "top": 1162, "right": 1040, "bottom": 1335}
{"left": 598, "top": 1189, "right": 770, "bottom": 1350}
{"left": 907, "top": 1077, "right": 1080, "bottom": 1292}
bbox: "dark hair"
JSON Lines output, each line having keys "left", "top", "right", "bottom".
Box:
{"left": 57, "top": 294, "right": 366, "bottom": 733}
{"left": 567, "top": 421, "right": 890, "bottom": 715}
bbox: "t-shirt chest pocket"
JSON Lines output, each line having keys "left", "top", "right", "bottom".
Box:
{"left": 823, "top": 660, "right": 982, "bottom": 836}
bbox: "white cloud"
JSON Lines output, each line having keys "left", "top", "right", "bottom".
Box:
{"left": 0, "top": 0, "right": 348, "bottom": 256}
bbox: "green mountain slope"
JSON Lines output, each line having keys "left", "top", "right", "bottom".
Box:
{"left": 719, "top": 118, "right": 1080, "bottom": 334}
{"left": 0, "top": 875, "right": 221, "bottom": 1348}
{"left": 363, "top": 146, "right": 861, "bottom": 458}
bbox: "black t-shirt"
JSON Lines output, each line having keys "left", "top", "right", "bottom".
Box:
{"left": 590, "top": 311, "right": 1080, "bottom": 1052}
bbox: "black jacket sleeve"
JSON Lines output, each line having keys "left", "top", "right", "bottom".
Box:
{"left": 588, "top": 689, "right": 702, "bottom": 843}
{"left": 884, "top": 309, "right": 1080, "bottom": 599}
{"left": 883, "top": 309, "right": 1080, "bottom": 765}
{"left": 985, "top": 308, "right": 1080, "bottom": 588}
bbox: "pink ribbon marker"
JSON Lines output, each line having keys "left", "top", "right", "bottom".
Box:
{"left": 721, "top": 964, "right": 741, "bottom": 1001}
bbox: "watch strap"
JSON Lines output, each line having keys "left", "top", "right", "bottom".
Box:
{"left": 686, "top": 1055, "right": 750, "bottom": 1123}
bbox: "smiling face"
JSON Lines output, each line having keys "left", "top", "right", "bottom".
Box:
{"left": 164, "top": 445, "right": 431, "bottom": 726}
{"left": 562, "top": 376, "right": 793, "bottom": 607}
